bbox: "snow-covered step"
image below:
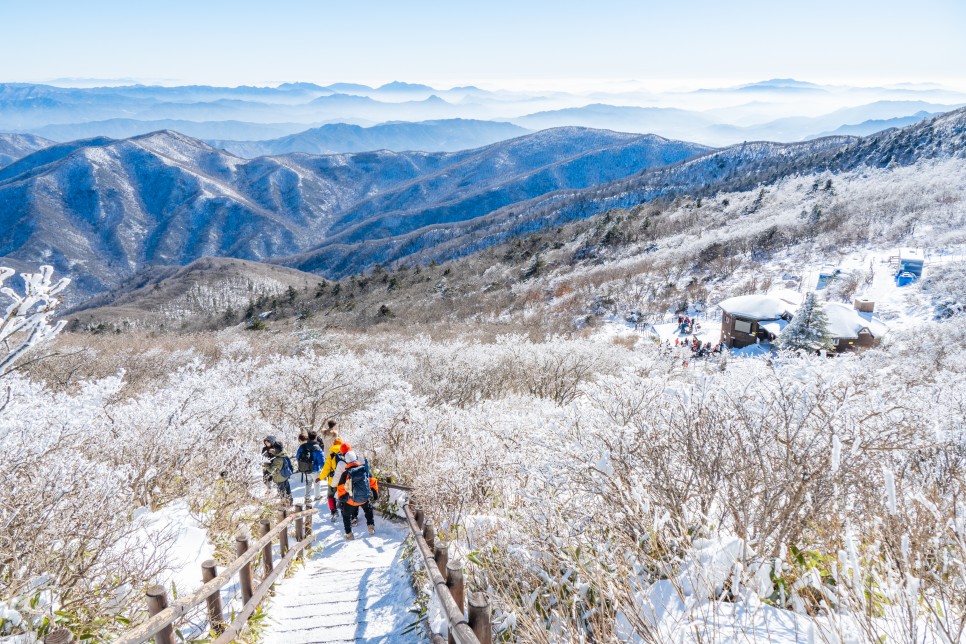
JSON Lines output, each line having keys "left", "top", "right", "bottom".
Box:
{"left": 261, "top": 480, "right": 418, "bottom": 644}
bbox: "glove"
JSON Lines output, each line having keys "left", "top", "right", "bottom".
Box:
{"left": 371, "top": 488, "right": 379, "bottom": 501}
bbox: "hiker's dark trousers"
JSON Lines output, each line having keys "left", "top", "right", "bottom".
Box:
{"left": 340, "top": 499, "right": 373, "bottom": 534}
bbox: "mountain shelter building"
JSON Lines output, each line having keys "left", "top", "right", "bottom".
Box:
{"left": 718, "top": 294, "right": 796, "bottom": 348}
{"left": 718, "top": 293, "right": 888, "bottom": 352}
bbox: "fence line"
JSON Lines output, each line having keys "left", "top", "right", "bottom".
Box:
{"left": 400, "top": 499, "right": 491, "bottom": 644}
{"left": 108, "top": 505, "right": 316, "bottom": 644}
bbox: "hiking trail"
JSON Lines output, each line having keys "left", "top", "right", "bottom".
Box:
{"left": 260, "top": 477, "right": 419, "bottom": 644}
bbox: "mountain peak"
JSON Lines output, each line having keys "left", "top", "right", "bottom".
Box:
{"left": 378, "top": 81, "right": 436, "bottom": 93}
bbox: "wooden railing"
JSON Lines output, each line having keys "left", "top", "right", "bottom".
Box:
{"left": 110, "top": 504, "right": 316, "bottom": 644}
{"left": 402, "top": 501, "right": 492, "bottom": 644}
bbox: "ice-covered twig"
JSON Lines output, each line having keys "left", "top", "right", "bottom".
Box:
{"left": 0, "top": 265, "right": 70, "bottom": 376}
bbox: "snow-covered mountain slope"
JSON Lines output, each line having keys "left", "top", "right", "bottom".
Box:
{"left": 0, "top": 133, "right": 53, "bottom": 167}
{"left": 0, "top": 127, "right": 707, "bottom": 299}
{"left": 209, "top": 119, "right": 530, "bottom": 157}
{"left": 64, "top": 257, "right": 324, "bottom": 329}
{"left": 290, "top": 107, "right": 965, "bottom": 277}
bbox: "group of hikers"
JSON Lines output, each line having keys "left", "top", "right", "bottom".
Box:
{"left": 677, "top": 315, "right": 699, "bottom": 335}
{"left": 668, "top": 335, "right": 724, "bottom": 357}
{"left": 260, "top": 420, "right": 380, "bottom": 540}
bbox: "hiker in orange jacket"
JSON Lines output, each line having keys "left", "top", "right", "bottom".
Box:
{"left": 336, "top": 448, "right": 379, "bottom": 540}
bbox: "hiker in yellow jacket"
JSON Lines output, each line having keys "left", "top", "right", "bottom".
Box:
{"left": 317, "top": 425, "right": 344, "bottom": 522}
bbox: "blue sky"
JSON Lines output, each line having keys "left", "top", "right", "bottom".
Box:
{"left": 1, "top": 0, "right": 963, "bottom": 89}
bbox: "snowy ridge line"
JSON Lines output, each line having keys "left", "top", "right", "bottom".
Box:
{"left": 114, "top": 506, "right": 316, "bottom": 644}
{"left": 403, "top": 502, "right": 489, "bottom": 644}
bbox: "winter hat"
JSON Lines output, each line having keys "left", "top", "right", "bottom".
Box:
{"left": 343, "top": 449, "right": 358, "bottom": 463}
{"left": 340, "top": 442, "right": 351, "bottom": 454}
{"left": 263, "top": 435, "right": 277, "bottom": 444}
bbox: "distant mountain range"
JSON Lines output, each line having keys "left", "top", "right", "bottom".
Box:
{"left": 0, "top": 127, "right": 707, "bottom": 299}
{"left": 209, "top": 120, "right": 530, "bottom": 157}
{"left": 4, "top": 80, "right": 966, "bottom": 147}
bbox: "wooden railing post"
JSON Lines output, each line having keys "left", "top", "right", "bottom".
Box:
{"left": 414, "top": 507, "right": 425, "bottom": 529}
{"left": 278, "top": 509, "right": 289, "bottom": 558}
{"left": 259, "top": 519, "right": 274, "bottom": 580}
{"left": 468, "top": 592, "right": 492, "bottom": 644}
{"left": 434, "top": 542, "right": 449, "bottom": 578}
{"left": 145, "top": 585, "right": 176, "bottom": 644}
{"left": 201, "top": 560, "right": 225, "bottom": 632}
{"left": 423, "top": 519, "right": 435, "bottom": 550}
{"left": 446, "top": 560, "right": 465, "bottom": 644}
{"left": 44, "top": 629, "right": 73, "bottom": 644}
{"left": 236, "top": 535, "right": 254, "bottom": 606}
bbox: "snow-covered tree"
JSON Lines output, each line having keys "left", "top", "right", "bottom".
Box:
{"left": 0, "top": 265, "right": 70, "bottom": 376}
{"left": 774, "top": 292, "right": 834, "bottom": 353}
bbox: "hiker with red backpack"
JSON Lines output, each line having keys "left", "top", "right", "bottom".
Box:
{"left": 335, "top": 447, "right": 379, "bottom": 540}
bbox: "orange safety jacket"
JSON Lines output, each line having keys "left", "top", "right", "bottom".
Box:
{"left": 336, "top": 461, "right": 379, "bottom": 506}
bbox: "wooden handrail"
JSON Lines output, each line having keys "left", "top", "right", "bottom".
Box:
{"left": 211, "top": 528, "right": 315, "bottom": 643}
{"left": 403, "top": 503, "right": 484, "bottom": 644}
{"left": 115, "top": 507, "right": 316, "bottom": 644}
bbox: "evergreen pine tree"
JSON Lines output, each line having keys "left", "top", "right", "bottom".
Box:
{"left": 775, "top": 292, "right": 835, "bottom": 353}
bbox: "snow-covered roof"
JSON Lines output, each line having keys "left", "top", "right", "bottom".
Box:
{"left": 900, "top": 247, "right": 925, "bottom": 263}
{"left": 767, "top": 288, "right": 804, "bottom": 307}
{"left": 718, "top": 294, "right": 793, "bottom": 320}
{"left": 822, "top": 302, "right": 889, "bottom": 339}
{"left": 760, "top": 319, "right": 789, "bottom": 337}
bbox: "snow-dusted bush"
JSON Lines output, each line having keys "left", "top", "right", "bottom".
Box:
{"left": 5, "top": 309, "right": 966, "bottom": 641}
{"left": 0, "top": 265, "right": 69, "bottom": 377}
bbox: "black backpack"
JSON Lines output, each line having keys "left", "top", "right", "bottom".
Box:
{"left": 297, "top": 443, "right": 318, "bottom": 474}
{"left": 347, "top": 464, "right": 371, "bottom": 504}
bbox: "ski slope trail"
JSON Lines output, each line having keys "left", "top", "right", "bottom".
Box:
{"left": 261, "top": 481, "right": 419, "bottom": 643}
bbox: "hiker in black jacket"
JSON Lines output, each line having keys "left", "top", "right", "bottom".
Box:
{"left": 295, "top": 430, "right": 325, "bottom": 506}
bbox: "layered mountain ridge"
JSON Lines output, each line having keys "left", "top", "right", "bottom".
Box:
{"left": 0, "top": 127, "right": 708, "bottom": 299}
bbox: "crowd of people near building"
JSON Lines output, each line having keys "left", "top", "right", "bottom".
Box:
{"left": 260, "top": 419, "right": 380, "bottom": 540}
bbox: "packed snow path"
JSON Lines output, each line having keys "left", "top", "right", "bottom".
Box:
{"left": 261, "top": 479, "right": 419, "bottom": 644}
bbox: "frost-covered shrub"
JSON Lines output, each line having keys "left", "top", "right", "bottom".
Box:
{"left": 922, "top": 260, "right": 966, "bottom": 318}
{"left": 0, "top": 265, "right": 69, "bottom": 377}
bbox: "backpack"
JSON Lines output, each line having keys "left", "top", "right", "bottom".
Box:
{"left": 347, "top": 464, "right": 371, "bottom": 505}
{"left": 297, "top": 444, "right": 316, "bottom": 474}
{"left": 279, "top": 455, "right": 294, "bottom": 480}
{"left": 311, "top": 443, "right": 326, "bottom": 471}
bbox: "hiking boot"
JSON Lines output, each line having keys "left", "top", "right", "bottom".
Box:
{"left": 330, "top": 513, "right": 337, "bottom": 523}
{"left": 368, "top": 525, "right": 375, "bottom": 535}
{"left": 344, "top": 532, "right": 354, "bottom": 541}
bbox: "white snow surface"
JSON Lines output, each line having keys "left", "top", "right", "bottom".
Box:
{"left": 822, "top": 301, "right": 888, "bottom": 339}
{"left": 128, "top": 501, "right": 214, "bottom": 596}
{"left": 718, "top": 294, "right": 794, "bottom": 320}
{"left": 260, "top": 478, "right": 418, "bottom": 644}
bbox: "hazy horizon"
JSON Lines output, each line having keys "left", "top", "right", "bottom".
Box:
{"left": 2, "top": 0, "right": 963, "bottom": 90}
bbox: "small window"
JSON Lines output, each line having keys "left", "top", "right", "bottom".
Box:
{"left": 734, "top": 319, "right": 752, "bottom": 334}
